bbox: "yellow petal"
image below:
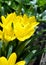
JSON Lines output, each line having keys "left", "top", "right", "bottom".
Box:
{"left": 0, "top": 22, "right": 3, "bottom": 27}
{"left": 29, "top": 16, "right": 39, "bottom": 26}
{"left": 4, "top": 29, "right": 16, "bottom": 41}
{"left": 8, "top": 53, "right": 17, "bottom": 65}
{"left": 0, "top": 57, "right": 7, "bottom": 65}
{"left": 15, "top": 27, "right": 35, "bottom": 41}
{"left": 23, "top": 14, "right": 28, "bottom": 23}
{"left": 15, "top": 61, "right": 26, "bottom": 65}
{"left": 1, "top": 16, "right": 6, "bottom": 24}
{"left": 6, "top": 13, "right": 16, "bottom": 23}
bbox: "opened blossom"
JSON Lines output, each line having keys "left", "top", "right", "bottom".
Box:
{"left": 14, "top": 15, "right": 39, "bottom": 41}
{"left": 0, "top": 13, "right": 39, "bottom": 41}
{"left": 0, "top": 13, "right": 16, "bottom": 41}
{"left": 0, "top": 53, "right": 26, "bottom": 65}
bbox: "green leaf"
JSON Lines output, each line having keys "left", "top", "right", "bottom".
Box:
{"left": 24, "top": 47, "right": 45, "bottom": 65}
{"left": 7, "top": 45, "right": 13, "bottom": 59}
{"left": 24, "top": 50, "right": 37, "bottom": 65}
{"left": 0, "top": 40, "right": 3, "bottom": 56}
{"left": 15, "top": 39, "right": 32, "bottom": 57}
{"left": 0, "top": 40, "right": 3, "bottom": 49}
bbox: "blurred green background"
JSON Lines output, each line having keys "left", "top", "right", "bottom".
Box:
{"left": 0, "top": 0, "right": 46, "bottom": 65}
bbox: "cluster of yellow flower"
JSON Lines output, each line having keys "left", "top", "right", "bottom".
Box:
{"left": 0, "top": 53, "right": 25, "bottom": 65}
{"left": 0, "top": 13, "right": 39, "bottom": 41}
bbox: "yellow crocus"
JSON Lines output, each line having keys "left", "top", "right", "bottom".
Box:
{"left": 0, "top": 13, "right": 39, "bottom": 41}
{"left": 0, "top": 53, "right": 26, "bottom": 65}
{"left": 0, "top": 13, "right": 16, "bottom": 41}
{"left": 14, "top": 14, "right": 39, "bottom": 41}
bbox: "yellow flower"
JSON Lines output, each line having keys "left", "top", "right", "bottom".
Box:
{"left": 0, "top": 13, "right": 16, "bottom": 41}
{"left": 0, "top": 13, "right": 39, "bottom": 41}
{"left": 0, "top": 53, "right": 26, "bottom": 65}
{"left": 14, "top": 14, "right": 39, "bottom": 41}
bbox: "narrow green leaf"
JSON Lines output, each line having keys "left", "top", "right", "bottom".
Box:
{"left": 7, "top": 45, "right": 13, "bottom": 59}
{"left": 0, "top": 40, "right": 3, "bottom": 49}
{"left": 24, "top": 50, "right": 37, "bottom": 65}
{"left": 0, "top": 40, "right": 3, "bottom": 56}
{"left": 15, "top": 39, "right": 31, "bottom": 57}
